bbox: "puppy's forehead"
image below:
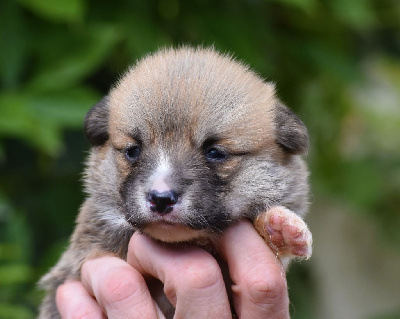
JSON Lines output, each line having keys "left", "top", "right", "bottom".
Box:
{"left": 109, "top": 48, "right": 276, "bottom": 149}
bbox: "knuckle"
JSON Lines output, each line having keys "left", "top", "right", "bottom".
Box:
{"left": 99, "top": 266, "right": 144, "bottom": 305}
{"left": 179, "top": 257, "right": 222, "bottom": 292}
{"left": 243, "top": 268, "right": 287, "bottom": 305}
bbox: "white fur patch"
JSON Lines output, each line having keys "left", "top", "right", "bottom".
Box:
{"left": 149, "top": 151, "right": 172, "bottom": 192}
{"left": 157, "top": 152, "right": 171, "bottom": 175}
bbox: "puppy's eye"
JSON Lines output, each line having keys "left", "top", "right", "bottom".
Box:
{"left": 125, "top": 145, "right": 141, "bottom": 163}
{"left": 206, "top": 147, "right": 228, "bottom": 162}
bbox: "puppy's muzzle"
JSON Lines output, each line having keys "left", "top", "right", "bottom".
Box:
{"left": 147, "top": 190, "right": 178, "bottom": 214}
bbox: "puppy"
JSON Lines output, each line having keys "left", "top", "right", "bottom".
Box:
{"left": 38, "top": 47, "right": 312, "bottom": 318}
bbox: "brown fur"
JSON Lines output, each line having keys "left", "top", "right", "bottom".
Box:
{"left": 38, "top": 47, "right": 310, "bottom": 318}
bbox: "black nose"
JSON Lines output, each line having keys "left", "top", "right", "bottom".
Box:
{"left": 147, "top": 190, "right": 178, "bottom": 214}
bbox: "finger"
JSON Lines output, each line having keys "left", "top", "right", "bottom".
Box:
{"left": 127, "top": 233, "right": 232, "bottom": 319}
{"left": 219, "top": 220, "right": 290, "bottom": 319}
{"left": 81, "top": 256, "right": 163, "bottom": 319}
{"left": 56, "top": 280, "right": 105, "bottom": 319}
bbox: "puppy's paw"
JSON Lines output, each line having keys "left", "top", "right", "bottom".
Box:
{"left": 254, "top": 206, "right": 312, "bottom": 260}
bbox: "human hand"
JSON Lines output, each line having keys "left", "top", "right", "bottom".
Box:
{"left": 55, "top": 220, "right": 289, "bottom": 318}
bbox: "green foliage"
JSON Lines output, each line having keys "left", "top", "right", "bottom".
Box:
{"left": 15, "top": 0, "right": 86, "bottom": 23}
{"left": 0, "top": 0, "right": 399, "bottom": 317}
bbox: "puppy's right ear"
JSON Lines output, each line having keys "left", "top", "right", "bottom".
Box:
{"left": 84, "top": 96, "right": 109, "bottom": 146}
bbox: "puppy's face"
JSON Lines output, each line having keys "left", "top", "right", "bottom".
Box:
{"left": 84, "top": 48, "right": 309, "bottom": 242}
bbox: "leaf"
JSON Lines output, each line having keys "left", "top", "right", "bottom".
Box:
{"left": 328, "top": 0, "right": 377, "bottom": 29}
{"left": 0, "top": 264, "right": 32, "bottom": 285}
{"left": 0, "top": 92, "right": 62, "bottom": 155}
{"left": 0, "top": 93, "right": 35, "bottom": 138}
{"left": 15, "top": 0, "right": 85, "bottom": 23}
{"left": 30, "top": 88, "right": 99, "bottom": 129}
{"left": 0, "top": 1, "right": 30, "bottom": 89}
{"left": 0, "top": 191, "right": 11, "bottom": 223}
{"left": 0, "top": 244, "right": 23, "bottom": 261}
{"left": 270, "top": 0, "right": 317, "bottom": 14}
{"left": 27, "top": 25, "right": 120, "bottom": 91}
{"left": 0, "top": 88, "right": 98, "bottom": 155}
{"left": 0, "top": 303, "right": 33, "bottom": 319}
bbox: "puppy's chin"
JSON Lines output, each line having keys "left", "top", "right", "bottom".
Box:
{"left": 143, "top": 222, "right": 208, "bottom": 243}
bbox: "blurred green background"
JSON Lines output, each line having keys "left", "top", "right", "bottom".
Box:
{"left": 0, "top": 0, "right": 399, "bottom": 318}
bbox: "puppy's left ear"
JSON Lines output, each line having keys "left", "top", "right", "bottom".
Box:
{"left": 275, "top": 103, "right": 309, "bottom": 155}
{"left": 84, "top": 96, "right": 110, "bottom": 146}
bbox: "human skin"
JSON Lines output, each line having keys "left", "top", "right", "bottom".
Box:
{"left": 55, "top": 221, "right": 289, "bottom": 319}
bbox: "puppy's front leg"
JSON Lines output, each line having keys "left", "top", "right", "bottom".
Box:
{"left": 254, "top": 206, "right": 312, "bottom": 268}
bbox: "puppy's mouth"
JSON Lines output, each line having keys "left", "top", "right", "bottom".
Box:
{"left": 143, "top": 221, "right": 207, "bottom": 243}
{"left": 135, "top": 201, "right": 206, "bottom": 242}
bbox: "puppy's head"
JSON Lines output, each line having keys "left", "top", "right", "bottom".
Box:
{"left": 84, "top": 47, "right": 309, "bottom": 242}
